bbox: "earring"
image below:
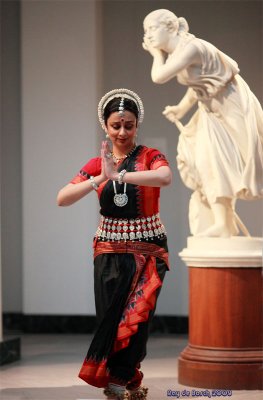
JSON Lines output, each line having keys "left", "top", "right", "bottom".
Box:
{"left": 106, "top": 133, "right": 109, "bottom": 139}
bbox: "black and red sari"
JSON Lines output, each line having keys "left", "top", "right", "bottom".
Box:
{"left": 71, "top": 145, "right": 170, "bottom": 388}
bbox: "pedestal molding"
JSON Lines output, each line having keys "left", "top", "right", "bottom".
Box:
{"left": 180, "top": 344, "right": 263, "bottom": 363}
{"left": 180, "top": 236, "right": 263, "bottom": 267}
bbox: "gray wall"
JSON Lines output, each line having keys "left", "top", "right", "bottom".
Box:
{"left": 1, "top": 0, "right": 262, "bottom": 316}
{"left": 21, "top": 0, "right": 102, "bottom": 314}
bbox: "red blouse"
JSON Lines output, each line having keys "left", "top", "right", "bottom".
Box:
{"left": 70, "top": 145, "right": 169, "bottom": 219}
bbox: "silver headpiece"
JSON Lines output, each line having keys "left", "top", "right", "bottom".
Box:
{"left": 118, "top": 97, "right": 125, "bottom": 117}
{"left": 98, "top": 88, "right": 144, "bottom": 130}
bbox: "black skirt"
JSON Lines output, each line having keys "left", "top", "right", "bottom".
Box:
{"left": 79, "top": 241, "right": 168, "bottom": 388}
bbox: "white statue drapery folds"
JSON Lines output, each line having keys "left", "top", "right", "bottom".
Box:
{"left": 143, "top": 9, "right": 263, "bottom": 237}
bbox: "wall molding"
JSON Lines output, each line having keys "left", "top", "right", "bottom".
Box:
{"left": 3, "top": 313, "right": 188, "bottom": 335}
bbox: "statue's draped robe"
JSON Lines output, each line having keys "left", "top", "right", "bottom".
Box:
{"left": 176, "top": 38, "right": 263, "bottom": 205}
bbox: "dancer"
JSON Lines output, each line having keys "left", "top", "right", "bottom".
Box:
{"left": 57, "top": 88, "right": 172, "bottom": 399}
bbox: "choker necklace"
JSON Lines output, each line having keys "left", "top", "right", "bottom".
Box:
{"left": 113, "top": 181, "right": 128, "bottom": 207}
{"left": 111, "top": 145, "right": 137, "bottom": 163}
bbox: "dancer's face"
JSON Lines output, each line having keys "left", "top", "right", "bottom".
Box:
{"left": 105, "top": 111, "right": 137, "bottom": 150}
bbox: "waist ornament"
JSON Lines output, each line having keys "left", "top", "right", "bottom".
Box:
{"left": 96, "top": 213, "right": 166, "bottom": 242}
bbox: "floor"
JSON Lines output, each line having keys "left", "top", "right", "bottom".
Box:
{"left": 0, "top": 334, "right": 262, "bottom": 400}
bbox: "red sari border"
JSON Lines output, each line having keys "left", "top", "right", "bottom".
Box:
{"left": 114, "top": 253, "right": 162, "bottom": 352}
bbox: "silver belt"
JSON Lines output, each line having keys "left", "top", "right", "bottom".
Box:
{"left": 95, "top": 213, "right": 166, "bottom": 241}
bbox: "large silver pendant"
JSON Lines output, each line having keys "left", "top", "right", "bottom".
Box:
{"left": 114, "top": 193, "right": 128, "bottom": 207}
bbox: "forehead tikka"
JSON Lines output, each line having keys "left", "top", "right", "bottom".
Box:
{"left": 118, "top": 97, "right": 125, "bottom": 117}
{"left": 98, "top": 88, "right": 144, "bottom": 131}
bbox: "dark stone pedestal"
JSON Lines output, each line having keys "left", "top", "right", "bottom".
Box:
{"left": 0, "top": 337, "right": 21, "bottom": 365}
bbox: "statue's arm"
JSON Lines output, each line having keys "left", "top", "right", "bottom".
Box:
{"left": 151, "top": 43, "right": 199, "bottom": 84}
{"left": 163, "top": 88, "right": 197, "bottom": 122}
{"left": 177, "top": 88, "right": 197, "bottom": 114}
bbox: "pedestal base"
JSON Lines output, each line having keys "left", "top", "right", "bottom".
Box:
{"left": 179, "top": 236, "right": 263, "bottom": 390}
{"left": 179, "top": 345, "right": 263, "bottom": 389}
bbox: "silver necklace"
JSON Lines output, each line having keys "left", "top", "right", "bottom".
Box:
{"left": 111, "top": 145, "right": 137, "bottom": 206}
{"left": 113, "top": 181, "right": 128, "bottom": 207}
{"left": 111, "top": 144, "right": 137, "bottom": 164}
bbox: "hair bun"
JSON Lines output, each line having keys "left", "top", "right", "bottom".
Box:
{"left": 178, "top": 17, "right": 189, "bottom": 33}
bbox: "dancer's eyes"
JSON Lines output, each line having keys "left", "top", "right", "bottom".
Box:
{"left": 111, "top": 123, "right": 135, "bottom": 131}
{"left": 112, "top": 124, "right": 121, "bottom": 130}
{"left": 125, "top": 124, "right": 134, "bottom": 130}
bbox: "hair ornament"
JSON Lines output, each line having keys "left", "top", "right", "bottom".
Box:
{"left": 98, "top": 88, "right": 144, "bottom": 130}
{"left": 118, "top": 97, "right": 125, "bottom": 117}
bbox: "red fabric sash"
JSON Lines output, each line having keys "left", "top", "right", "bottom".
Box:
{"left": 93, "top": 240, "right": 169, "bottom": 269}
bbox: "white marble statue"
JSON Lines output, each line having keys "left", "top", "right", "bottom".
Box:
{"left": 143, "top": 9, "right": 263, "bottom": 238}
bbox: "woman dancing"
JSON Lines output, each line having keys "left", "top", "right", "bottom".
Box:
{"left": 57, "top": 88, "right": 172, "bottom": 399}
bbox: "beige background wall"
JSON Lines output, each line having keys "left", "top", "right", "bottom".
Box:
{"left": 1, "top": 0, "right": 262, "bottom": 316}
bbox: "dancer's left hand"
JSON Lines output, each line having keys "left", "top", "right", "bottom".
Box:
{"left": 101, "top": 141, "right": 118, "bottom": 180}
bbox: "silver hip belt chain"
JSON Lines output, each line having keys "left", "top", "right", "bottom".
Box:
{"left": 95, "top": 213, "right": 166, "bottom": 242}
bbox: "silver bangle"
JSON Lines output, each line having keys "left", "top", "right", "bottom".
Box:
{"left": 118, "top": 169, "right": 127, "bottom": 185}
{"left": 90, "top": 176, "right": 99, "bottom": 191}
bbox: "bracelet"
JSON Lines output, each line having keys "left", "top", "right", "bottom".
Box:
{"left": 118, "top": 169, "right": 127, "bottom": 185}
{"left": 90, "top": 176, "right": 99, "bottom": 191}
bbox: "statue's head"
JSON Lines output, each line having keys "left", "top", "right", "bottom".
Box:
{"left": 143, "top": 9, "right": 189, "bottom": 49}
{"left": 144, "top": 9, "right": 179, "bottom": 32}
